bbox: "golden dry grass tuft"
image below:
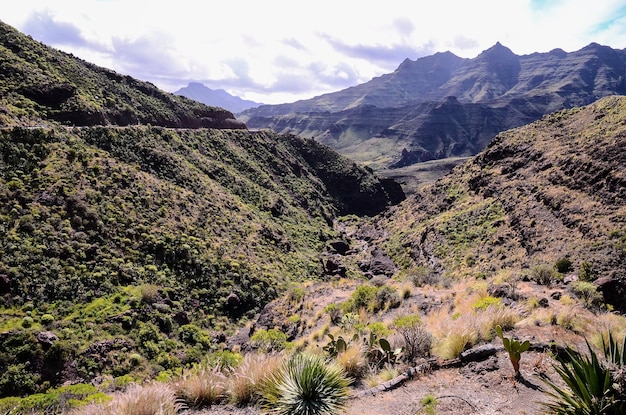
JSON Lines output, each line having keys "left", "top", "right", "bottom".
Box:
{"left": 174, "top": 364, "right": 226, "bottom": 407}
{"left": 227, "top": 353, "right": 283, "bottom": 406}
{"left": 72, "top": 383, "right": 183, "bottom": 415}
{"left": 425, "top": 280, "right": 522, "bottom": 359}
{"left": 336, "top": 343, "right": 368, "bottom": 380}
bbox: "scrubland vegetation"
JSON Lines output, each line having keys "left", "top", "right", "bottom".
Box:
{"left": 2, "top": 19, "right": 626, "bottom": 415}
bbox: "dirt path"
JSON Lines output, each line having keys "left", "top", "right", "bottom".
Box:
{"left": 189, "top": 347, "right": 561, "bottom": 415}
{"left": 343, "top": 349, "right": 557, "bottom": 415}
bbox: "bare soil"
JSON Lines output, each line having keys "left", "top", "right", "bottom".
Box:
{"left": 190, "top": 278, "right": 593, "bottom": 415}
{"left": 189, "top": 347, "right": 562, "bottom": 415}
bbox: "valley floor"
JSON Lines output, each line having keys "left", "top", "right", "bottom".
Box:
{"left": 189, "top": 325, "right": 583, "bottom": 415}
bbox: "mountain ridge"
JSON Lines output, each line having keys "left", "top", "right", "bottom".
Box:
{"left": 0, "top": 21, "right": 245, "bottom": 129}
{"left": 174, "top": 82, "right": 262, "bottom": 114}
{"left": 240, "top": 42, "right": 626, "bottom": 171}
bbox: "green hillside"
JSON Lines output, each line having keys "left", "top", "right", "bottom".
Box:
{"left": 0, "top": 20, "right": 403, "bottom": 398}
{"left": 379, "top": 95, "right": 626, "bottom": 306}
{"left": 0, "top": 20, "right": 243, "bottom": 129}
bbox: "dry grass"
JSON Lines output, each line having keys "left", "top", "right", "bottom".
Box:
{"left": 336, "top": 344, "right": 368, "bottom": 380}
{"left": 174, "top": 364, "right": 226, "bottom": 407}
{"left": 425, "top": 280, "right": 522, "bottom": 359}
{"left": 363, "top": 365, "right": 401, "bottom": 388}
{"left": 227, "top": 353, "right": 283, "bottom": 406}
{"left": 72, "top": 383, "right": 183, "bottom": 415}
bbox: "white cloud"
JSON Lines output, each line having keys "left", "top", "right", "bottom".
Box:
{"left": 3, "top": 0, "right": 626, "bottom": 104}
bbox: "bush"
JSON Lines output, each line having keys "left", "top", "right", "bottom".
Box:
{"left": 0, "top": 364, "right": 40, "bottom": 397}
{"left": 261, "top": 353, "right": 351, "bottom": 415}
{"left": 374, "top": 286, "right": 401, "bottom": 311}
{"left": 393, "top": 315, "right": 432, "bottom": 362}
{"left": 324, "top": 303, "right": 342, "bottom": 325}
{"left": 555, "top": 258, "right": 573, "bottom": 273}
{"left": 178, "top": 324, "right": 210, "bottom": 348}
{"left": 578, "top": 261, "right": 595, "bottom": 282}
{"left": 250, "top": 328, "right": 289, "bottom": 353}
{"left": 570, "top": 281, "right": 602, "bottom": 307}
{"left": 343, "top": 285, "right": 377, "bottom": 313}
{"left": 472, "top": 296, "right": 501, "bottom": 311}
{"left": 530, "top": 264, "right": 562, "bottom": 286}
{"left": 139, "top": 284, "right": 160, "bottom": 305}
{"left": 409, "top": 267, "right": 439, "bottom": 287}
{"left": 40, "top": 314, "right": 54, "bottom": 326}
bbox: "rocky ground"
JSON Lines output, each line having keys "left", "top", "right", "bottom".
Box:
{"left": 186, "top": 276, "right": 595, "bottom": 415}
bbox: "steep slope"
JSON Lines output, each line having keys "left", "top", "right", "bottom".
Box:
{"left": 0, "top": 21, "right": 244, "bottom": 129}
{"left": 377, "top": 95, "right": 626, "bottom": 309}
{"left": 240, "top": 43, "right": 626, "bottom": 170}
{"left": 0, "top": 123, "right": 404, "bottom": 393}
{"left": 174, "top": 82, "right": 262, "bottom": 113}
{"left": 0, "top": 22, "right": 404, "bottom": 396}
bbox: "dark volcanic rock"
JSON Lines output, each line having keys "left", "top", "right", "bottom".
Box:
{"left": 36, "top": 331, "right": 59, "bottom": 348}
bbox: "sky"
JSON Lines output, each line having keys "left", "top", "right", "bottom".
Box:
{"left": 3, "top": 0, "right": 626, "bottom": 105}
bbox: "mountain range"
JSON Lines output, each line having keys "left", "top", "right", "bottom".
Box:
{"left": 239, "top": 42, "right": 626, "bottom": 170}
{"left": 1, "top": 18, "right": 626, "bottom": 413}
{"left": 174, "top": 82, "right": 262, "bottom": 114}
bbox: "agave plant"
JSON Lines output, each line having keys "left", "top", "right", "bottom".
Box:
{"left": 540, "top": 335, "right": 626, "bottom": 415}
{"left": 261, "top": 353, "right": 352, "bottom": 415}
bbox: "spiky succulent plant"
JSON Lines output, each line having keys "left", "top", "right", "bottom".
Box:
{"left": 261, "top": 353, "right": 351, "bottom": 415}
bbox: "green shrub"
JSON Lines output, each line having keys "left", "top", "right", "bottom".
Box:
{"left": 555, "top": 258, "right": 573, "bottom": 273}
{"left": 250, "top": 328, "right": 288, "bottom": 352}
{"left": 21, "top": 316, "right": 34, "bottom": 328}
{"left": 286, "top": 286, "right": 305, "bottom": 304}
{"left": 177, "top": 324, "right": 210, "bottom": 348}
{"left": 324, "top": 303, "right": 341, "bottom": 325}
{"left": 374, "top": 286, "right": 401, "bottom": 311}
{"left": 261, "top": 353, "right": 351, "bottom": 415}
{"left": 343, "top": 285, "right": 378, "bottom": 313}
{"left": 128, "top": 353, "right": 142, "bottom": 366}
{"left": 139, "top": 284, "right": 160, "bottom": 304}
{"left": 530, "top": 264, "right": 562, "bottom": 286}
{"left": 570, "top": 281, "right": 602, "bottom": 307}
{"left": 472, "top": 296, "right": 501, "bottom": 311}
{"left": 40, "top": 313, "right": 54, "bottom": 326}
{"left": 578, "top": 261, "right": 595, "bottom": 282}
{"left": 205, "top": 350, "right": 243, "bottom": 370}
{"left": 0, "top": 364, "right": 40, "bottom": 397}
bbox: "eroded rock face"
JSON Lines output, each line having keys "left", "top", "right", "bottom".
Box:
{"left": 242, "top": 42, "right": 626, "bottom": 169}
